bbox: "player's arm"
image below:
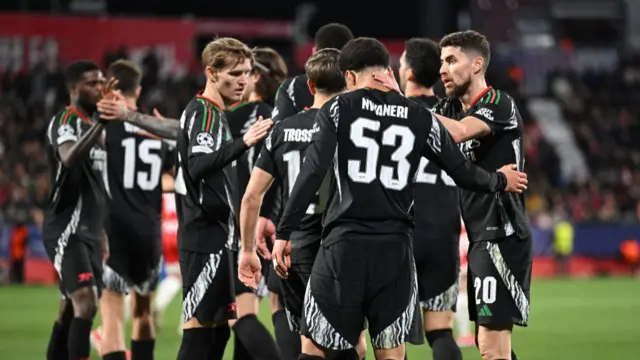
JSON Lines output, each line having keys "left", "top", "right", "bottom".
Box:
{"left": 187, "top": 109, "right": 271, "bottom": 182}
{"left": 240, "top": 144, "right": 277, "bottom": 252}
{"left": 271, "top": 80, "right": 297, "bottom": 123}
{"left": 276, "top": 99, "right": 338, "bottom": 241}
{"left": 434, "top": 91, "right": 513, "bottom": 143}
{"left": 422, "top": 113, "right": 507, "bottom": 193}
{"left": 54, "top": 114, "right": 106, "bottom": 168}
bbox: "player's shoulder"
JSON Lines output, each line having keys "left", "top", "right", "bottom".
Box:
{"left": 280, "top": 108, "right": 319, "bottom": 128}
{"left": 409, "top": 95, "right": 439, "bottom": 110}
{"left": 474, "top": 87, "right": 514, "bottom": 109}
{"left": 257, "top": 101, "right": 273, "bottom": 116}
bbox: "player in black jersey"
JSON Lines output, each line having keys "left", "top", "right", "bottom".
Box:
{"left": 94, "top": 60, "right": 176, "bottom": 360}
{"left": 43, "top": 60, "right": 113, "bottom": 360}
{"left": 224, "top": 46, "right": 297, "bottom": 360}
{"left": 170, "top": 38, "right": 279, "bottom": 360}
{"left": 273, "top": 38, "right": 528, "bottom": 360}
{"left": 399, "top": 38, "right": 464, "bottom": 360}
{"left": 238, "top": 48, "right": 371, "bottom": 360}
{"left": 433, "top": 31, "right": 532, "bottom": 360}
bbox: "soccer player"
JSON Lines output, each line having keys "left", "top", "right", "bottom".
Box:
{"left": 238, "top": 48, "right": 370, "bottom": 359}
{"left": 455, "top": 222, "right": 474, "bottom": 347}
{"left": 434, "top": 30, "right": 532, "bottom": 360}
{"left": 172, "top": 37, "right": 276, "bottom": 360}
{"left": 43, "top": 60, "right": 112, "bottom": 360}
{"left": 271, "top": 37, "right": 528, "bottom": 360}
{"left": 225, "top": 45, "right": 293, "bottom": 359}
{"left": 399, "top": 38, "right": 464, "bottom": 360}
{"left": 97, "top": 59, "right": 176, "bottom": 360}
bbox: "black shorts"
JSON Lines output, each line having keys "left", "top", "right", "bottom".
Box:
{"left": 413, "top": 236, "right": 460, "bottom": 312}
{"left": 104, "top": 233, "right": 162, "bottom": 295}
{"left": 180, "top": 248, "right": 237, "bottom": 325}
{"left": 280, "top": 242, "right": 319, "bottom": 333}
{"left": 233, "top": 251, "right": 269, "bottom": 298}
{"left": 467, "top": 235, "right": 532, "bottom": 327}
{"left": 301, "top": 236, "right": 418, "bottom": 350}
{"left": 44, "top": 235, "right": 103, "bottom": 299}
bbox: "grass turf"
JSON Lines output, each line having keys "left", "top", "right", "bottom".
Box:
{"left": 0, "top": 278, "right": 638, "bottom": 359}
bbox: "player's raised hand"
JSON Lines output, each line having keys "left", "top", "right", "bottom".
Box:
{"left": 256, "top": 216, "right": 275, "bottom": 260}
{"left": 272, "top": 239, "right": 291, "bottom": 279}
{"left": 243, "top": 116, "right": 273, "bottom": 147}
{"left": 498, "top": 164, "right": 528, "bottom": 193}
{"left": 101, "top": 77, "right": 120, "bottom": 100}
{"left": 238, "top": 250, "right": 262, "bottom": 290}
{"left": 372, "top": 66, "right": 401, "bottom": 93}
{"left": 97, "top": 90, "right": 129, "bottom": 121}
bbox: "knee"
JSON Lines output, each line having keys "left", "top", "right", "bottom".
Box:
{"left": 132, "top": 292, "right": 152, "bottom": 318}
{"left": 71, "top": 287, "right": 99, "bottom": 319}
{"left": 479, "top": 345, "right": 505, "bottom": 360}
{"left": 355, "top": 332, "right": 367, "bottom": 359}
{"left": 57, "top": 299, "right": 74, "bottom": 325}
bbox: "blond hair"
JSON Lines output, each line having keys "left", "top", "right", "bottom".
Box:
{"left": 201, "top": 37, "right": 253, "bottom": 71}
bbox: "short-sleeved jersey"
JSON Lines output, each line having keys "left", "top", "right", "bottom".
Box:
{"left": 174, "top": 94, "right": 249, "bottom": 253}
{"left": 439, "top": 87, "right": 530, "bottom": 242}
{"left": 43, "top": 106, "right": 108, "bottom": 244}
{"left": 225, "top": 100, "right": 273, "bottom": 202}
{"left": 255, "top": 109, "right": 327, "bottom": 248}
{"left": 271, "top": 75, "right": 313, "bottom": 123}
{"left": 409, "top": 95, "right": 461, "bottom": 242}
{"left": 276, "top": 88, "right": 507, "bottom": 245}
{"left": 104, "top": 119, "right": 175, "bottom": 240}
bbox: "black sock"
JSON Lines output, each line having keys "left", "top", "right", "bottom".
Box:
{"left": 233, "top": 331, "right": 252, "bottom": 360}
{"left": 67, "top": 318, "right": 92, "bottom": 360}
{"left": 332, "top": 349, "right": 359, "bottom": 360}
{"left": 208, "top": 325, "right": 230, "bottom": 360}
{"left": 131, "top": 340, "right": 154, "bottom": 360}
{"left": 233, "top": 314, "right": 282, "bottom": 360}
{"left": 273, "top": 310, "right": 301, "bottom": 360}
{"left": 298, "top": 355, "right": 323, "bottom": 360}
{"left": 511, "top": 350, "right": 518, "bottom": 360}
{"left": 425, "top": 329, "right": 462, "bottom": 360}
{"left": 102, "top": 352, "right": 127, "bottom": 360}
{"left": 177, "top": 328, "right": 213, "bottom": 360}
{"left": 46, "top": 322, "right": 69, "bottom": 360}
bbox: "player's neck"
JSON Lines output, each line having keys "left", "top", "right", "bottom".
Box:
{"left": 201, "top": 85, "right": 227, "bottom": 107}
{"left": 310, "top": 93, "right": 335, "bottom": 109}
{"left": 461, "top": 77, "right": 489, "bottom": 111}
{"left": 404, "top": 82, "right": 434, "bottom": 98}
{"left": 69, "top": 101, "right": 90, "bottom": 117}
{"left": 248, "top": 93, "right": 262, "bottom": 103}
{"left": 124, "top": 97, "right": 138, "bottom": 111}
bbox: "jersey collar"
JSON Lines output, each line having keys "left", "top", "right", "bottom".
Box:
{"left": 469, "top": 86, "right": 493, "bottom": 108}
{"left": 66, "top": 106, "right": 91, "bottom": 123}
{"left": 196, "top": 91, "right": 224, "bottom": 112}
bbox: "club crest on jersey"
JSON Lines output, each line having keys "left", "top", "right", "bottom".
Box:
{"left": 197, "top": 132, "right": 214, "bottom": 148}
{"left": 58, "top": 124, "right": 74, "bottom": 137}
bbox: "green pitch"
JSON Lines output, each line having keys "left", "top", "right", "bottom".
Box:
{"left": 0, "top": 278, "right": 638, "bottom": 360}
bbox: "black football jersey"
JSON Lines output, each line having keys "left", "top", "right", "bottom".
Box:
{"left": 276, "top": 89, "right": 508, "bottom": 245}
{"left": 43, "top": 106, "right": 108, "bottom": 245}
{"left": 225, "top": 100, "right": 273, "bottom": 203}
{"left": 437, "top": 87, "right": 531, "bottom": 242}
{"left": 174, "top": 94, "right": 249, "bottom": 253}
{"left": 271, "top": 74, "right": 314, "bottom": 123}
{"left": 409, "top": 95, "right": 461, "bottom": 242}
{"left": 255, "top": 108, "right": 327, "bottom": 248}
{"left": 104, "top": 119, "right": 175, "bottom": 240}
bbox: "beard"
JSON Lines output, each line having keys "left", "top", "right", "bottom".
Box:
{"left": 77, "top": 93, "right": 97, "bottom": 115}
{"left": 446, "top": 76, "right": 472, "bottom": 99}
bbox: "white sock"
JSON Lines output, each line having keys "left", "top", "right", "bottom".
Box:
{"left": 153, "top": 276, "right": 182, "bottom": 314}
{"left": 455, "top": 292, "right": 471, "bottom": 337}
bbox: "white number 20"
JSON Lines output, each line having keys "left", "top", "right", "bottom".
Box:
{"left": 347, "top": 117, "right": 414, "bottom": 190}
{"left": 415, "top": 157, "right": 456, "bottom": 186}
{"left": 474, "top": 276, "right": 497, "bottom": 305}
{"left": 121, "top": 138, "right": 163, "bottom": 191}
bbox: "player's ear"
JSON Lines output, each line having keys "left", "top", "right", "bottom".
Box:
{"left": 472, "top": 56, "right": 484, "bottom": 75}
{"left": 345, "top": 70, "right": 356, "bottom": 89}
{"left": 307, "top": 79, "right": 316, "bottom": 95}
{"left": 135, "top": 86, "right": 142, "bottom": 99}
{"left": 407, "top": 68, "right": 416, "bottom": 82}
{"left": 205, "top": 66, "right": 218, "bottom": 83}
{"left": 311, "top": 46, "right": 317, "bottom": 55}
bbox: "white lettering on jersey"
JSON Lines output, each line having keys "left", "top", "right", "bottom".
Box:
{"left": 283, "top": 128, "right": 314, "bottom": 143}
{"left": 90, "top": 147, "right": 107, "bottom": 171}
{"left": 361, "top": 98, "right": 408, "bottom": 119}
{"left": 475, "top": 108, "right": 494, "bottom": 121}
{"left": 124, "top": 122, "right": 143, "bottom": 134}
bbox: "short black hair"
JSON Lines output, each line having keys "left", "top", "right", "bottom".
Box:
{"left": 305, "top": 48, "right": 345, "bottom": 94}
{"left": 314, "top": 23, "right": 354, "bottom": 50}
{"left": 65, "top": 60, "right": 100, "bottom": 87}
{"left": 439, "top": 30, "right": 491, "bottom": 71}
{"left": 107, "top": 59, "right": 142, "bottom": 96}
{"left": 339, "top": 37, "right": 389, "bottom": 73}
{"left": 404, "top": 38, "right": 440, "bottom": 88}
